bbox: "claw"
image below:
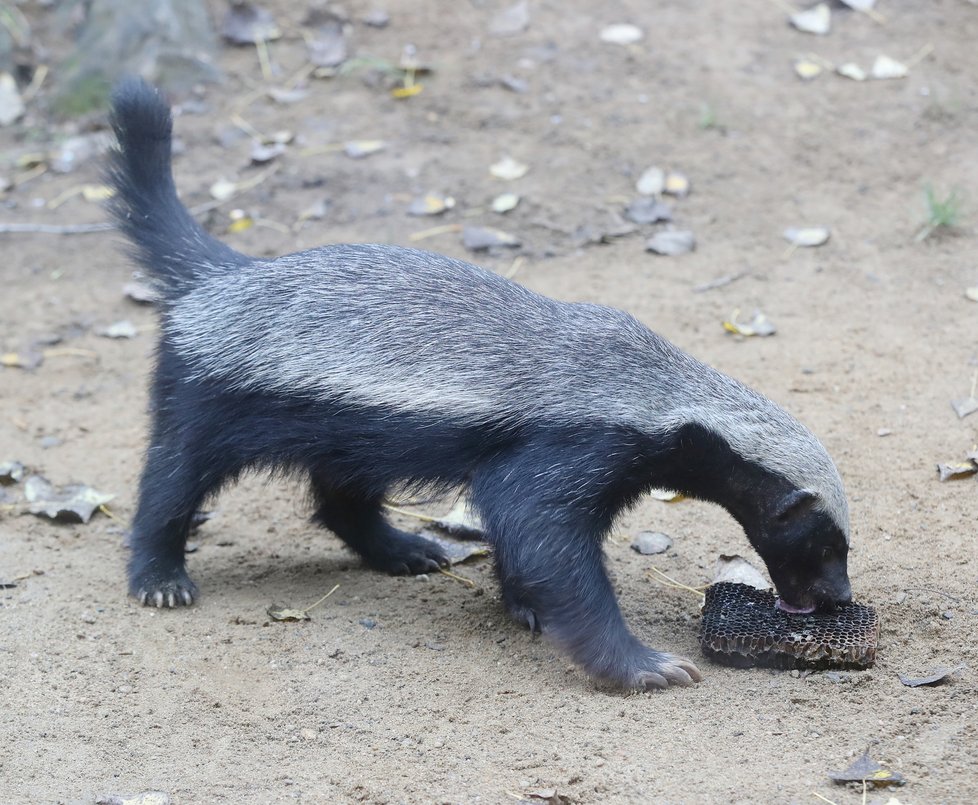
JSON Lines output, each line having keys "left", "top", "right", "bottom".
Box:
{"left": 153, "top": 591, "right": 164, "bottom": 608}
{"left": 641, "top": 672, "right": 669, "bottom": 690}
{"left": 180, "top": 589, "right": 193, "bottom": 606}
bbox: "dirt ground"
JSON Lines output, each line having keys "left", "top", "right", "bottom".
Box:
{"left": 1, "top": 1, "right": 977, "bottom": 803}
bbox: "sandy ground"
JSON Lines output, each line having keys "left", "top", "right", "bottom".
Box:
{"left": 1, "top": 1, "right": 977, "bottom": 803}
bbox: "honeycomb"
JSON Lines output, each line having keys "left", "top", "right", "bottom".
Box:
{"left": 700, "top": 582, "right": 879, "bottom": 670}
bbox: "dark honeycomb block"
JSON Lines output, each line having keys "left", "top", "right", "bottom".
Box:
{"left": 700, "top": 582, "right": 880, "bottom": 670}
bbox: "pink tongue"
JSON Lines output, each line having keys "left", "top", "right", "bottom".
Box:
{"left": 775, "top": 597, "right": 816, "bottom": 615}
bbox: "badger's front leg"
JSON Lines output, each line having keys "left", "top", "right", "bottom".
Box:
{"left": 471, "top": 441, "right": 702, "bottom": 691}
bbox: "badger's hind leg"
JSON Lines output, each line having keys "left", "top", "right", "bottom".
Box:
{"left": 309, "top": 476, "right": 449, "bottom": 575}
{"left": 471, "top": 441, "right": 703, "bottom": 691}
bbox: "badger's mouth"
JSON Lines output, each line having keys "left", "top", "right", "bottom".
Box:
{"left": 774, "top": 596, "right": 817, "bottom": 615}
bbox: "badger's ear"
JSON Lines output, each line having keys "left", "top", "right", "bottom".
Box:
{"left": 774, "top": 489, "right": 818, "bottom": 522}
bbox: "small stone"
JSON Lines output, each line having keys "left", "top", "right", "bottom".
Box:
{"left": 300, "top": 728, "right": 318, "bottom": 740}
{"left": 790, "top": 669, "right": 801, "bottom": 679}
{"left": 941, "top": 610, "right": 953, "bottom": 620}
{"left": 359, "top": 617, "right": 376, "bottom": 629}
{"left": 415, "top": 573, "right": 430, "bottom": 582}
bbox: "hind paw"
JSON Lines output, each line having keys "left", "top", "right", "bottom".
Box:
{"left": 364, "top": 531, "right": 450, "bottom": 576}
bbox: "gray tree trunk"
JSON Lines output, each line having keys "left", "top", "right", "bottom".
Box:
{"left": 52, "top": 0, "right": 221, "bottom": 115}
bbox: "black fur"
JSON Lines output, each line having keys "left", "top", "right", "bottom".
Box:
{"left": 109, "top": 78, "right": 850, "bottom": 690}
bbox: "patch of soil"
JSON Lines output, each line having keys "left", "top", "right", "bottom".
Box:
{"left": 1, "top": 1, "right": 976, "bottom": 802}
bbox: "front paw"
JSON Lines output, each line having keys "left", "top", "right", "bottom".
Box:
{"left": 130, "top": 565, "right": 198, "bottom": 608}
{"left": 626, "top": 652, "right": 703, "bottom": 690}
{"left": 586, "top": 642, "right": 703, "bottom": 690}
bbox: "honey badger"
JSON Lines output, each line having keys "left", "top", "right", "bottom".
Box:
{"left": 108, "top": 78, "right": 852, "bottom": 691}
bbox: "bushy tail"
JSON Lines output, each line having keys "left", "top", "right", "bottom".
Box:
{"left": 106, "top": 77, "right": 247, "bottom": 300}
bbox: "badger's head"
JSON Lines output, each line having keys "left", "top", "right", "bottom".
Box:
{"left": 748, "top": 486, "right": 851, "bottom": 614}
{"left": 662, "top": 390, "right": 852, "bottom": 615}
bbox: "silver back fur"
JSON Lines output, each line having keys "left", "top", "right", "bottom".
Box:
{"left": 166, "top": 244, "right": 850, "bottom": 538}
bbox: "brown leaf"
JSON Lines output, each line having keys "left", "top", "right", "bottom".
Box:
{"left": 24, "top": 475, "right": 114, "bottom": 524}
{"left": 829, "top": 750, "right": 905, "bottom": 786}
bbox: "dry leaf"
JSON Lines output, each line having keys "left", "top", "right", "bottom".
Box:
{"left": 790, "top": 3, "right": 831, "bottom": 35}
{"left": 600, "top": 24, "right": 644, "bottom": 45}
{"left": 0, "top": 461, "right": 25, "bottom": 485}
{"left": 898, "top": 664, "right": 965, "bottom": 688}
{"left": 663, "top": 171, "right": 691, "bottom": 197}
{"left": 712, "top": 554, "right": 771, "bottom": 590}
{"left": 391, "top": 84, "right": 423, "bottom": 99}
{"left": 839, "top": 0, "right": 877, "bottom": 10}
{"left": 24, "top": 475, "right": 114, "bottom": 524}
{"left": 794, "top": 60, "right": 823, "bottom": 80}
{"left": 965, "top": 287, "right": 978, "bottom": 302}
{"left": 951, "top": 397, "right": 978, "bottom": 419}
{"left": 624, "top": 197, "right": 672, "bottom": 224}
{"left": 96, "top": 792, "right": 172, "bottom": 805}
{"left": 344, "top": 140, "right": 386, "bottom": 159}
{"left": 723, "top": 310, "right": 777, "bottom": 337}
{"left": 362, "top": 9, "right": 390, "bottom": 28}
{"left": 489, "top": 1, "right": 530, "bottom": 37}
{"left": 491, "top": 192, "right": 520, "bottom": 213}
{"left": 837, "top": 62, "right": 868, "bottom": 81}
{"left": 267, "top": 605, "right": 311, "bottom": 622}
{"left": 267, "top": 87, "right": 308, "bottom": 105}
{"left": 221, "top": 2, "right": 280, "bottom": 45}
{"left": 937, "top": 461, "right": 977, "bottom": 482}
{"left": 227, "top": 210, "right": 254, "bottom": 234}
{"left": 418, "top": 532, "right": 490, "bottom": 564}
{"left": 408, "top": 194, "right": 455, "bottom": 216}
{"left": 250, "top": 141, "right": 286, "bottom": 164}
{"left": 631, "top": 531, "right": 672, "bottom": 555}
{"left": 123, "top": 281, "right": 159, "bottom": 305}
{"left": 872, "top": 55, "right": 908, "bottom": 80}
{"left": 98, "top": 320, "right": 138, "bottom": 339}
{"left": 635, "top": 165, "right": 665, "bottom": 196}
{"left": 81, "top": 184, "right": 114, "bottom": 202}
{"left": 0, "top": 72, "right": 25, "bottom": 127}
{"left": 648, "top": 488, "right": 684, "bottom": 502}
{"left": 430, "top": 497, "right": 484, "bottom": 539}
{"left": 209, "top": 178, "right": 238, "bottom": 201}
{"left": 298, "top": 199, "right": 329, "bottom": 222}
{"left": 784, "top": 226, "right": 830, "bottom": 247}
{"left": 829, "top": 751, "right": 906, "bottom": 786}
{"left": 490, "top": 156, "right": 529, "bottom": 180}
{"left": 646, "top": 229, "right": 695, "bottom": 256}
{"left": 462, "top": 226, "right": 521, "bottom": 251}
{"left": 307, "top": 22, "right": 347, "bottom": 68}
{"left": 1, "top": 350, "right": 43, "bottom": 369}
